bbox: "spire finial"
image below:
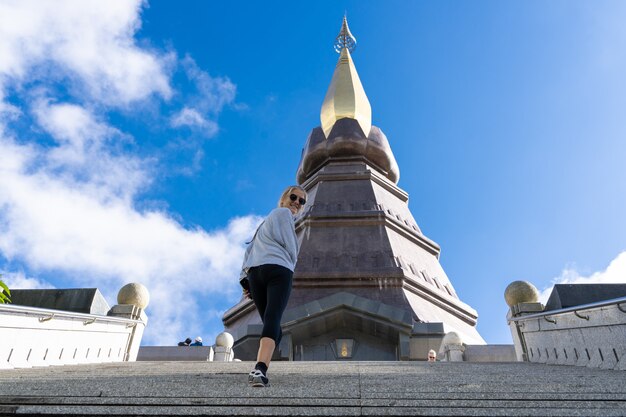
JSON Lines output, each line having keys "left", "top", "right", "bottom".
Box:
{"left": 321, "top": 16, "right": 371, "bottom": 139}
{"left": 334, "top": 15, "right": 356, "bottom": 54}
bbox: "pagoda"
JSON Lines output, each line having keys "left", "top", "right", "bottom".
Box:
{"left": 223, "top": 17, "right": 485, "bottom": 361}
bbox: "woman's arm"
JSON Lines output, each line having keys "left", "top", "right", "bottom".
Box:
{"left": 270, "top": 208, "right": 299, "bottom": 265}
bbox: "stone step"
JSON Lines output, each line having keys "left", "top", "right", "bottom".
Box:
{"left": 0, "top": 361, "right": 624, "bottom": 416}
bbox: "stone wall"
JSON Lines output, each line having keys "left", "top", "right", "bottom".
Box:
{"left": 505, "top": 282, "right": 626, "bottom": 371}
{"left": 463, "top": 345, "right": 517, "bottom": 362}
{"left": 137, "top": 332, "right": 235, "bottom": 362}
{"left": 0, "top": 283, "right": 149, "bottom": 370}
{"left": 508, "top": 298, "right": 626, "bottom": 370}
{"left": 0, "top": 303, "right": 146, "bottom": 369}
{"left": 137, "top": 346, "right": 215, "bottom": 361}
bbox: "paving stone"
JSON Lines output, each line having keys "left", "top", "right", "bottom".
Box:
{"left": 0, "top": 361, "right": 625, "bottom": 416}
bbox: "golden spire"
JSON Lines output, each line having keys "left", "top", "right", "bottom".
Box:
{"left": 320, "top": 16, "right": 372, "bottom": 139}
{"left": 334, "top": 15, "right": 356, "bottom": 53}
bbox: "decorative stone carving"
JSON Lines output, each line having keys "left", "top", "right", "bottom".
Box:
{"left": 117, "top": 283, "right": 150, "bottom": 309}
{"left": 214, "top": 332, "right": 235, "bottom": 362}
{"left": 215, "top": 331, "right": 234, "bottom": 348}
{"left": 504, "top": 280, "right": 539, "bottom": 307}
{"left": 439, "top": 331, "right": 465, "bottom": 362}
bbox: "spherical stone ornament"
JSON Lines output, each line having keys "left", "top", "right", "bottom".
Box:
{"left": 441, "top": 331, "right": 463, "bottom": 346}
{"left": 504, "top": 280, "right": 539, "bottom": 307}
{"left": 215, "top": 332, "right": 234, "bottom": 348}
{"left": 117, "top": 283, "right": 150, "bottom": 309}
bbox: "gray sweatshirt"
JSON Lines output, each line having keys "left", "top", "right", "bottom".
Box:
{"left": 240, "top": 207, "right": 299, "bottom": 277}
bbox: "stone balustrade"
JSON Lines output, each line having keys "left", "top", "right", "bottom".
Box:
{"left": 0, "top": 283, "right": 149, "bottom": 370}
{"left": 137, "top": 331, "right": 235, "bottom": 362}
{"left": 506, "top": 281, "right": 626, "bottom": 370}
{"left": 137, "top": 346, "right": 215, "bottom": 361}
{"left": 0, "top": 304, "right": 146, "bottom": 369}
{"left": 508, "top": 296, "right": 626, "bottom": 370}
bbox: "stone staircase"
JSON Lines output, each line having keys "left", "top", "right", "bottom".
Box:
{"left": 0, "top": 361, "right": 624, "bottom": 416}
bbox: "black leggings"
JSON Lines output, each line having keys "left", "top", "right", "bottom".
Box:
{"left": 248, "top": 264, "right": 293, "bottom": 345}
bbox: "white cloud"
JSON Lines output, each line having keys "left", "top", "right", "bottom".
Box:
{"left": 34, "top": 101, "right": 110, "bottom": 150}
{"left": 0, "top": 134, "right": 261, "bottom": 344}
{"left": 0, "top": 100, "right": 21, "bottom": 123}
{"left": 31, "top": 99, "right": 147, "bottom": 199}
{"left": 539, "top": 251, "right": 626, "bottom": 303}
{"left": 0, "top": 270, "right": 54, "bottom": 290}
{"left": 0, "top": 0, "right": 172, "bottom": 106}
{"left": 0, "top": 0, "right": 252, "bottom": 345}
{"left": 181, "top": 55, "right": 236, "bottom": 115}
{"left": 165, "top": 56, "right": 236, "bottom": 139}
{"left": 170, "top": 107, "right": 218, "bottom": 135}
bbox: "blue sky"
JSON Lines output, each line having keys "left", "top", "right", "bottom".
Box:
{"left": 1, "top": 1, "right": 625, "bottom": 346}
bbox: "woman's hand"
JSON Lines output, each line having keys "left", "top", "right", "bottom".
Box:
{"left": 242, "top": 288, "right": 251, "bottom": 300}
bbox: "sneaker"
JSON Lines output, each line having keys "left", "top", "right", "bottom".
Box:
{"left": 247, "top": 369, "right": 256, "bottom": 384}
{"left": 250, "top": 369, "right": 270, "bottom": 387}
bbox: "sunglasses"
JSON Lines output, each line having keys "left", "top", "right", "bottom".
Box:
{"left": 289, "top": 194, "right": 306, "bottom": 205}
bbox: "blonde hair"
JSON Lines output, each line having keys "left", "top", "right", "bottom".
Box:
{"left": 277, "top": 185, "right": 307, "bottom": 213}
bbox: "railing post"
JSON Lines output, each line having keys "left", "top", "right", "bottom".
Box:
{"left": 213, "top": 332, "right": 234, "bottom": 361}
{"left": 107, "top": 283, "right": 150, "bottom": 362}
{"left": 438, "top": 331, "right": 465, "bottom": 362}
{"left": 504, "top": 281, "right": 543, "bottom": 362}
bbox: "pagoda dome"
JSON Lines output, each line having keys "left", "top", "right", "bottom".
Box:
{"left": 296, "top": 118, "right": 399, "bottom": 184}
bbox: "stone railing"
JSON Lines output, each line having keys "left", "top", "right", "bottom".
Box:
{"left": 137, "top": 332, "right": 236, "bottom": 362}
{"left": 0, "top": 283, "right": 149, "bottom": 370}
{"left": 137, "top": 346, "right": 215, "bottom": 361}
{"left": 505, "top": 281, "right": 626, "bottom": 371}
{"left": 435, "top": 330, "right": 516, "bottom": 363}
{"left": 0, "top": 304, "right": 146, "bottom": 369}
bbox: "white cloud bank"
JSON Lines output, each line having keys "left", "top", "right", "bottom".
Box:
{"left": 0, "top": 0, "right": 254, "bottom": 344}
{"left": 539, "top": 251, "right": 626, "bottom": 303}
{"left": 0, "top": 0, "right": 172, "bottom": 105}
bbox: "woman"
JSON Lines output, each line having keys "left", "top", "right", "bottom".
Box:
{"left": 240, "top": 185, "right": 307, "bottom": 387}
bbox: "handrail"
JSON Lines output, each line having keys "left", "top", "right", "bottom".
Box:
{"left": 509, "top": 296, "right": 626, "bottom": 322}
{"left": 0, "top": 303, "right": 141, "bottom": 325}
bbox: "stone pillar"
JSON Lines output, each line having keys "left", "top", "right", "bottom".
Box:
{"left": 214, "top": 332, "right": 235, "bottom": 361}
{"left": 504, "top": 281, "right": 543, "bottom": 362}
{"left": 438, "top": 331, "right": 465, "bottom": 362}
{"left": 409, "top": 322, "right": 446, "bottom": 361}
{"left": 445, "top": 344, "right": 465, "bottom": 362}
{"left": 398, "top": 333, "right": 410, "bottom": 361}
{"left": 107, "top": 283, "right": 150, "bottom": 362}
